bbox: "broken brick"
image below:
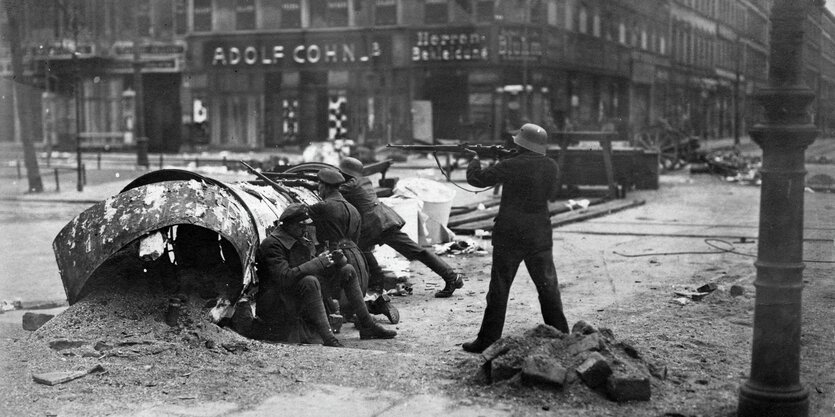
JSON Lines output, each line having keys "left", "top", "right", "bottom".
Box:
{"left": 696, "top": 283, "right": 718, "bottom": 293}
{"left": 524, "top": 324, "right": 565, "bottom": 339}
{"left": 22, "top": 312, "right": 54, "bottom": 331}
{"left": 571, "top": 320, "right": 597, "bottom": 335}
{"left": 606, "top": 373, "right": 651, "bottom": 402}
{"left": 481, "top": 338, "right": 513, "bottom": 361}
{"left": 48, "top": 340, "right": 86, "bottom": 351}
{"left": 521, "top": 355, "right": 567, "bottom": 388}
{"left": 575, "top": 352, "right": 612, "bottom": 388}
{"left": 568, "top": 333, "right": 602, "bottom": 356}
{"left": 730, "top": 285, "right": 745, "bottom": 297}
{"left": 490, "top": 353, "right": 523, "bottom": 382}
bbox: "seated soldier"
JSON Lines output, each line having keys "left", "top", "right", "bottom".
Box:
{"left": 253, "top": 203, "right": 396, "bottom": 347}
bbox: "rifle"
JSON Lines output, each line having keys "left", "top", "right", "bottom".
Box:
{"left": 239, "top": 161, "right": 292, "bottom": 194}
{"left": 386, "top": 143, "right": 516, "bottom": 159}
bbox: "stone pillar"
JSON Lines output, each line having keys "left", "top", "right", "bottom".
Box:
{"left": 737, "top": 1, "right": 823, "bottom": 416}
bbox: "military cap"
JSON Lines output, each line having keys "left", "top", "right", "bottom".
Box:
{"left": 338, "top": 157, "right": 364, "bottom": 179}
{"left": 279, "top": 203, "right": 312, "bottom": 224}
{"left": 317, "top": 167, "right": 346, "bottom": 185}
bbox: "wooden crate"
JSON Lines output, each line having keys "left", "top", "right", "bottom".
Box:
{"left": 546, "top": 148, "right": 659, "bottom": 190}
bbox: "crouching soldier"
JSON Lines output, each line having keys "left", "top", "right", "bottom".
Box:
{"left": 253, "top": 203, "right": 396, "bottom": 347}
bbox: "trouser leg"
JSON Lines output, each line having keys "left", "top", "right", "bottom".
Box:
{"left": 524, "top": 249, "right": 569, "bottom": 333}
{"left": 382, "top": 229, "right": 456, "bottom": 281}
{"left": 296, "top": 276, "right": 335, "bottom": 341}
{"left": 331, "top": 265, "right": 375, "bottom": 328}
{"left": 362, "top": 247, "right": 386, "bottom": 290}
{"left": 477, "top": 247, "right": 523, "bottom": 342}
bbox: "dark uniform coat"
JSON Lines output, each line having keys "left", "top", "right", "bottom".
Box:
{"left": 340, "top": 177, "right": 405, "bottom": 249}
{"left": 255, "top": 228, "right": 330, "bottom": 343}
{"left": 308, "top": 192, "right": 370, "bottom": 294}
{"left": 466, "top": 151, "right": 569, "bottom": 338}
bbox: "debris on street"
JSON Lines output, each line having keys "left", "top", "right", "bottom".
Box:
{"left": 469, "top": 322, "right": 661, "bottom": 403}
{"left": 696, "top": 149, "right": 762, "bottom": 185}
{"left": 32, "top": 364, "right": 105, "bottom": 386}
{"left": 22, "top": 312, "right": 54, "bottom": 331}
{"left": 433, "top": 239, "right": 489, "bottom": 256}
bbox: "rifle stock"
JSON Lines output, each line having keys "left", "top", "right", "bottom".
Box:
{"left": 386, "top": 143, "right": 516, "bottom": 159}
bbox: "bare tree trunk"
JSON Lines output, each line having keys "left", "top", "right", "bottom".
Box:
{"left": 4, "top": 0, "right": 44, "bottom": 193}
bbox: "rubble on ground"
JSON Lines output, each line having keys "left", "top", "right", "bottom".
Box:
{"left": 695, "top": 149, "right": 762, "bottom": 185}
{"left": 469, "top": 322, "right": 665, "bottom": 403}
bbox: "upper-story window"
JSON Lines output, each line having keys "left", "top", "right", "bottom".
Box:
{"left": 174, "top": 0, "right": 188, "bottom": 35}
{"left": 375, "top": 0, "right": 398, "bottom": 25}
{"left": 137, "top": 0, "right": 151, "bottom": 36}
{"left": 310, "top": 0, "right": 349, "bottom": 27}
{"left": 641, "top": 28, "right": 648, "bottom": 50}
{"left": 476, "top": 0, "right": 494, "bottom": 22}
{"left": 592, "top": 13, "right": 600, "bottom": 37}
{"left": 193, "top": 0, "right": 213, "bottom": 32}
{"left": 236, "top": 0, "right": 256, "bottom": 30}
{"left": 281, "top": 0, "right": 302, "bottom": 28}
{"left": 618, "top": 22, "right": 626, "bottom": 44}
{"left": 425, "top": 0, "right": 448, "bottom": 24}
{"left": 578, "top": 7, "right": 587, "bottom": 34}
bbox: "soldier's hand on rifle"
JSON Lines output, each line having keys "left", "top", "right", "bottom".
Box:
{"left": 464, "top": 148, "right": 479, "bottom": 159}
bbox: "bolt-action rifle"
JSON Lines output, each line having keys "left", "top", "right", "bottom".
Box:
{"left": 386, "top": 143, "right": 516, "bottom": 159}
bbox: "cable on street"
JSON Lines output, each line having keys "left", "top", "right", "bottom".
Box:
{"left": 612, "top": 238, "right": 835, "bottom": 264}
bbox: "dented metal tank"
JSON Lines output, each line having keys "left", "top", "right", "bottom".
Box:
{"left": 53, "top": 169, "right": 319, "bottom": 305}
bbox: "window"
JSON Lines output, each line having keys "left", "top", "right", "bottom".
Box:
{"left": 137, "top": 0, "right": 151, "bottom": 36}
{"left": 375, "top": 0, "right": 397, "bottom": 25}
{"left": 281, "top": 0, "right": 301, "bottom": 28}
{"left": 592, "top": 13, "right": 600, "bottom": 37}
{"left": 236, "top": 0, "right": 256, "bottom": 30}
{"left": 578, "top": 7, "right": 587, "bottom": 34}
{"left": 310, "top": 0, "right": 348, "bottom": 27}
{"left": 476, "top": 0, "right": 494, "bottom": 22}
{"left": 193, "top": 0, "right": 213, "bottom": 32}
{"left": 641, "top": 28, "right": 647, "bottom": 50}
{"left": 618, "top": 22, "right": 626, "bottom": 44}
{"left": 174, "top": 0, "right": 188, "bottom": 35}
{"left": 425, "top": 0, "right": 448, "bottom": 24}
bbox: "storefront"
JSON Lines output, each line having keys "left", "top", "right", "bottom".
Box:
{"left": 185, "top": 24, "right": 632, "bottom": 150}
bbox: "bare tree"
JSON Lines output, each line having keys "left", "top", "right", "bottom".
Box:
{"left": 3, "top": 0, "right": 43, "bottom": 192}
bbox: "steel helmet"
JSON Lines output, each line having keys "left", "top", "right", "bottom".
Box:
{"left": 338, "top": 157, "right": 364, "bottom": 178}
{"left": 513, "top": 123, "right": 548, "bottom": 155}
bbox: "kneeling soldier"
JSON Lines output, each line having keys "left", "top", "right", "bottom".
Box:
{"left": 254, "top": 203, "right": 396, "bottom": 347}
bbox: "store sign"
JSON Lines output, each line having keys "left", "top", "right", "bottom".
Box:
{"left": 206, "top": 35, "right": 385, "bottom": 67}
{"left": 411, "top": 30, "right": 488, "bottom": 62}
{"left": 497, "top": 28, "right": 543, "bottom": 61}
{"left": 113, "top": 41, "right": 186, "bottom": 56}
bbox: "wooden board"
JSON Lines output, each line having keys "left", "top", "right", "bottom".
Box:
{"left": 550, "top": 199, "right": 646, "bottom": 228}
{"left": 449, "top": 197, "right": 607, "bottom": 233}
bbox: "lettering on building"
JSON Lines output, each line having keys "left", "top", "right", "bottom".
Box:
{"left": 411, "top": 31, "right": 488, "bottom": 62}
{"left": 497, "top": 29, "right": 543, "bottom": 60}
{"left": 210, "top": 42, "right": 382, "bottom": 66}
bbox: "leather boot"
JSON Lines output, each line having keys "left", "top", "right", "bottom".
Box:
{"left": 367, "top": 294, "right": 400, "bottom": 324}
{"left": 435, "top": 273, "right": 464, "bottom": 298}
{"left": 359, "top": 323, "right": 397, "bottom": 340}
{"left": 462, "top": 337, "right": 495, "bottom": 353}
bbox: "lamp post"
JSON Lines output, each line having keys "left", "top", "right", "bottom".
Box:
{"left": 70, "top": 4, "right": 83, "bottom": 192}
{"left": 736, "top": 1, "right": 824, "bottom": 416}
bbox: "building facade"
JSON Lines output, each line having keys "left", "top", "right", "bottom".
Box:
{"left": 2, "top": 0, "right": 834, "bottom": 151}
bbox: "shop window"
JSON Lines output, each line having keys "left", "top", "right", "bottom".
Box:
{"left": 236, "top": 0, "right": 256, "bottom": 30}
{"left": 476, "top": 0, "right": 494, "bottom": 22}
{"left": 193, "top": 0, "right": 213, "bottom": 32}
{"left": 281, "top": 0, "right": 302, "bottom": 28}
{"left": 82, "top": 76, "right": 123, "bottom": 134}
{"left": 174, "top": 0, "right": 188, "bottom": 35}
{"left": 375, "top": 0, "right": 398, "bottom": 25}
{"left": 425, "top": 0, "right": 448, "bottom": 24}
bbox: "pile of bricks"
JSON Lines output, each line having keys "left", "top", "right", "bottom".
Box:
{"left": 473, "top": 322, "right": 666, "bottom": 402}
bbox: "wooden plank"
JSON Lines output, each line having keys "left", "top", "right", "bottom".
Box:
{"left": 450, "top": 197, "right": 607, "bottom": 233}
{"left": 449, "top": 197, "right": 502, "bottom": 217}
{"left": 550, "top": 199, "right": 645, "bottom": 228}
{"left": 32, "top": 365, "right": 105, "bottom": 386}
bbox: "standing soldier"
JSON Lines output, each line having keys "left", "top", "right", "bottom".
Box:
{"left": 461, "top": 123, "right": 570, "bottom": 353}
{"left": 308, "top": 168, "right": 399, "bottom": 324}
{"left": 338, "top": 157, "right": 465, "bottom": 298}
